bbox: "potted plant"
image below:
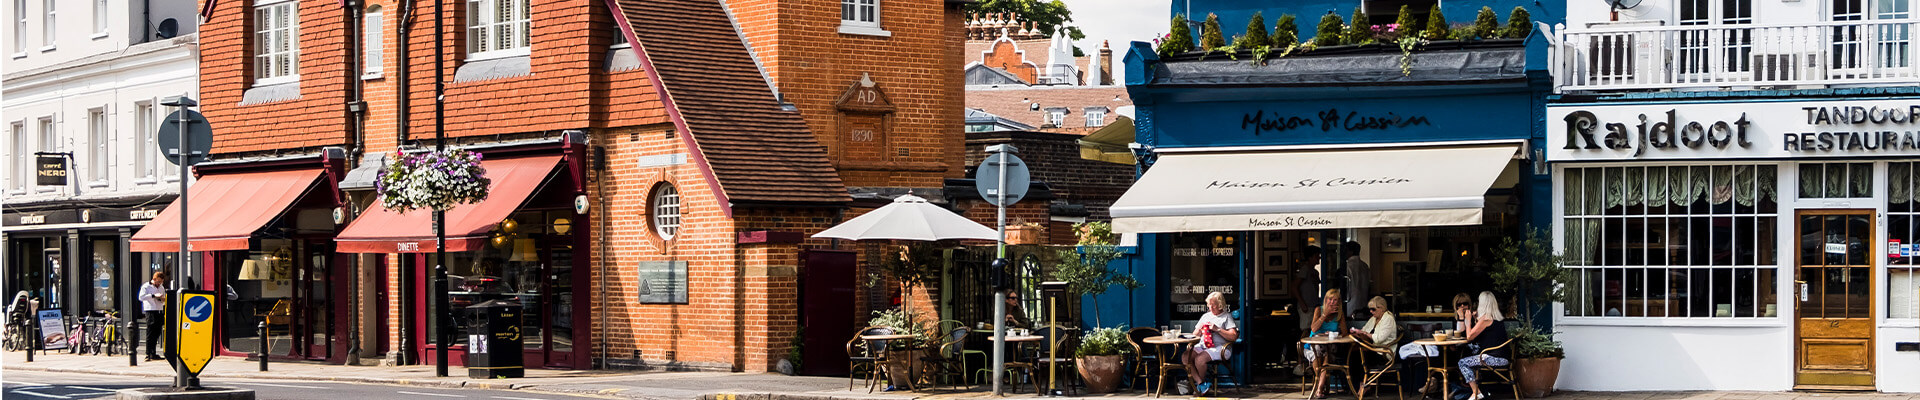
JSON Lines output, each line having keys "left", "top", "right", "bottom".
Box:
{"left": 867, "top": 308, "right": 933, "bottom": 388}
{"left": 1074, "top": 326, "right": 1130, "bottom": 393}
{"left": 1511, "top": 322, "right": 1564, "bottom": 397}
{"left": 1050, "top": 222, "right": 1142, "bottom": 327}
{"left": 1490, "top": 227, "right": 1575, "bottom": 397}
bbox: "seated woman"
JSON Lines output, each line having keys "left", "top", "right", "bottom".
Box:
{"left": 1183, "top": 292, "right": 1239, "bottom": 396}
{"left": 1456, "top": 291, "right": 1511, "bottom": 400}
{"left": 1347, "top": 296, "right": 1398, "bottom": 398}
{"left": 1303, "top": 288, "right": 1345, "bottom": 399}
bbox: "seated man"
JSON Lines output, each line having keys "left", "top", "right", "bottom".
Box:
{"left": 1183, "top": 291, "right": 1239, "bottom": 396}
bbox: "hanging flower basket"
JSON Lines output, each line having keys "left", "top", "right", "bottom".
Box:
{"left": 375, "top": 149, "right": 492, "bottom": 213}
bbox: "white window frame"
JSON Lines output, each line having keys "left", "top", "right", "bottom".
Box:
{"left": 13, "top": 0, "right": 27, "bottom": 56}
{"left": 1884, "top": 162, "right": 1920, "bottom": 320}
{"left": 465, "top": 0, "right": 530, "bottom": 60}
{"left": 8, "top": 121, "right": 25, "bottom": 193}
{"left": 362, "top": 6, "right": 383, "bottom": 78}
{"left": 41, "top": 0, "right": 54, "bottom": 50}
{"left": 91, "top": 0, "right": 106, "bottom": 38}
{"left": 133, "top": 100, "right": 158, "bottom": 182}
{"left": 650, "top": 183, "right": 681, "bottom": 240}
{"left": 254, "top": 0, "right": 300, "bottom": 85}
{"left": 838, "top": 0, "right": 890, "bottom": 37}
{"left": 36, "top": 116, "right": 56, "bottom": 192}
{"left": 1044, "top": 108, "right": 1068, "bottom": 127}
{"left": 87, "top": 107, "right": 109, "bottom": 185}
{"left": 1555, "top": 163, "right": 1782, "bottom": 323}
{"left": 1084, "top": 107, "right": 1107, "bottom": 127}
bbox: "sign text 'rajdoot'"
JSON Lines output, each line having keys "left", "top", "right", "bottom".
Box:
{"left": 1548, "top": 100, "right": 1920, "bottom": 161}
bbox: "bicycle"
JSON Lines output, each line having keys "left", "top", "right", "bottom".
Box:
{"left": 99, "top": 311, "right": 123, "bottom": 356}
{"left": 2, "top": 315, "right": 28, "bottom": 352}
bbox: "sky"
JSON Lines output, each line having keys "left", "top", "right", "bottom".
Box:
{"left": 1057, "top": 0, "right": 1170, "bottom": 83}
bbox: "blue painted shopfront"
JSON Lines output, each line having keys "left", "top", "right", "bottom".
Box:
{"left": 1083, "top": 0, "right": 1563, "bottom": 385}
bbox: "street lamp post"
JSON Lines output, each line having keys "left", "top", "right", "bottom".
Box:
{"left": 432, "top": 0, "right": 451, "bottom": 378}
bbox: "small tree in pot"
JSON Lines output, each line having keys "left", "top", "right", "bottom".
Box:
{"left": 1490, "top": 227, "right": 1574, "bottom": 397}
{"left": 1074, "top": 326, "right": 1131, "bottom": 393}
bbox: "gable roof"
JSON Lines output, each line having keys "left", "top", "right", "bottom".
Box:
{"left": 965, "top": 63, "right": 1029, "bottom": 86}
{"left": 604, "top": 0, "right": 850, "bottom": 212}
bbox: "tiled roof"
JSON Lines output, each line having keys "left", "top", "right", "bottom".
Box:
{"left": 607, "top": 0, "right": 849, "bottom": 206}
{"left": 966, "top": 86, "right": 1132, "bottom": 135}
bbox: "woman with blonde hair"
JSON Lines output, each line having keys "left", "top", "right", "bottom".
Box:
{"left": 1183, "top": 291, "right": 1239, "bottom": 396}
{"left": 1456, "top": 291, "right": 1511, "bottom": 400}
{"left": 1347, "top": 296, "right": 1397, "bottom": 399}
{"left": 1303, "top": 288, "right": 1345, "bottom": 399}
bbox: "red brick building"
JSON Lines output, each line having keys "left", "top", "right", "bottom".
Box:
{"left": 152, "top": 0, "right": 968, "bottom": 372}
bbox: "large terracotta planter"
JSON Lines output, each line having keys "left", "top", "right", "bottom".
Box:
{"left": 1516, "top": 357, "right": 1562, "bottom": 398}
{"left": 1077, "top": 355, "right": 1125, "bottom": 393}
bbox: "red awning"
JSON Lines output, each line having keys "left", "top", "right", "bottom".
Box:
{"left": 130, "top": 169, "right": 326, "bottom": 252}
{"left": 335, "top": 156, "right": 563, "bottom": 253}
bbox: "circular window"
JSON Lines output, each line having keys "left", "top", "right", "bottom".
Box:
{"left": 649, "top": 183, "right": 681, "bottom": 240}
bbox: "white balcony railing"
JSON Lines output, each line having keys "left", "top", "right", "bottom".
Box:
{"left": 1552, "top": 19, "right": 1920, "bottom": 92}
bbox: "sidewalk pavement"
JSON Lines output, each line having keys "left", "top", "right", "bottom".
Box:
{"left": 8, "top": 351, "right": 1920, "bottom": 400}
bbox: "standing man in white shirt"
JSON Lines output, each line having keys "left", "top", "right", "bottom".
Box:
{"left": 139, "top": 271, "right": 169, "bottom": 361}
{"left": 1343, "top": 241, "right": 1371, "bottom": 319}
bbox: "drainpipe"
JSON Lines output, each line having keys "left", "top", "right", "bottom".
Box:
{"left": 342, "top": 0, "right": 366, "bottom": 365}
{"left": 392, "top": 0, "right": 415, "bottom": 366}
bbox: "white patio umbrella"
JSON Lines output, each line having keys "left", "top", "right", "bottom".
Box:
{"left": 813, "top": 194, "right": 998, "bottom": 241}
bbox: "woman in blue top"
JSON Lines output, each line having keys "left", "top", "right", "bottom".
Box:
{"left": 1457, "top": 291, "right": 1511, "bottom": 400}
{"left": 1304, "top": 288, "right": 1346, "bottom": 399}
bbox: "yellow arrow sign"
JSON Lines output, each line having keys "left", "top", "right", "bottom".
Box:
{"left": 175, "top": 291, "right": 217, "bottom": 375}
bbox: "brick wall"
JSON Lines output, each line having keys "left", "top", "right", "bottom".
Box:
{"left": 201, "top": 0, "right": 353, "bottom": 154}
{"left": 724, "top": 0, "right": 965, "bottom": 189}
{"left": 964, "top": 131, "right": 1134, "bottom": 220}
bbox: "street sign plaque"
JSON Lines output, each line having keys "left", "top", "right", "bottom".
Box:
{"left": 173, "top": 290, "right": 217, "bottom": 375}
{"left": 158, "top": 110, "right": 212, "bottom": 166}
{"left": 973, "top": 152, "right": 1030, "bottom": 207}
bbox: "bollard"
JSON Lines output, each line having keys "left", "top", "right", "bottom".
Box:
{"left": 128, "top": 319, "right": 138, "bottom": 366}
{"left": 258, "top": 321, "right": 269, "bottom": 371}
{"left": 25, "top": 315, "right": 34, "bottom": 363}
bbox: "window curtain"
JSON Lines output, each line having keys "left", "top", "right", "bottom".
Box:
{"left": 1850, "top": 163, "right": 1872, "bottom": 198}
{"left": 1802, "top": 164, "right": 1823, "bottom": 199}
{"left": 1670, "top": 165, "right": 1695, "bottom": 206}
{"left": 1892, "top": 163, "right": 1911, "bottom": 203}
{"left": 1712, "top": 166, "right": 1733, "bottom": 205}
{"left": 1565, "top": 168, "right": 1584, "bottom": 216}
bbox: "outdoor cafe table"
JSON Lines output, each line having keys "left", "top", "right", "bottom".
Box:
{"left": 1141, "top": 335, "right": 1201, "bottom": 395}
{"left": 1298, "top": 335, "right": 1359, "bottom": 395}
{"left": 988, "top": 335, "right": 1045, "bottom": 392}
{"left": 1409, "top": 338, "right": 1471, "bottom": 400}
{"left": 861, "top": 333, "right": 921, "bottom": 391}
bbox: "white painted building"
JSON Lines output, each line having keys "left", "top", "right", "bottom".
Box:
{"left": 1, "top": 0, "right": 197, "bottom": 318}
{"left": 1546, "top": 0, "right": 1920, "bottom": 392}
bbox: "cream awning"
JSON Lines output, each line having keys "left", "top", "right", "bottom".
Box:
{"left": 1110, "top": 143, "right": 1520, "bottom": 233}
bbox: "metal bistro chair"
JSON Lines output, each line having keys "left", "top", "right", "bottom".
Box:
{"left": 846, "top": 326, "right": 894, "bottom": 392}
{"left": 999, "top": 337, "right": 1043, "bottom": 395}
{"left": 1035, "top": 325, "right": 1081, "bottom": 396}
{"left": 1465, "top": 338, "right": 1521, "bottom": 400}
{"left": 1353, "top": 339, "right": 1404, "bottom": 400}
{"left": 920, "top": 326, "right": 972, "bottom": 390}
{"left": 1125, "top": 327, "right": 1161, "bottom": 392}
{"left": 1205, "top": 310, "right": 1245, "bottom": 391}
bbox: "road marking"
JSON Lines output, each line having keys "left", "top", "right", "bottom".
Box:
{"left": 65, "top": 386, "right": 113, "bottom": 391}
{"left": 396, "top": 391, "right": 466, "bottom": 398}
{"left": 491, "top": 396, "right": 548, "bottom": 400}
{"left": 7, "top": 390, "right": 69, "bottom": 399}
{"left": 235, "top": 382, "right": 325, "bottom": 389}
{"left": 2, "top": 381, "right": 51, "bottom": 386}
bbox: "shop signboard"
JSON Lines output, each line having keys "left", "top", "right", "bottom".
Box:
{"left": 36, "top": 155, "right": 66, "bottom": 186}
{"left": 1548, "top": 99, "right": 1920, "bottom": 161}
{"left": 1145, "top": 92, "right": 1534, "bottom": 148}
{"left": 37, "top": 309, "right": 66, "bottom": 350}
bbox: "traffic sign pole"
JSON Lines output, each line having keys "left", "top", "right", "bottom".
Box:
{"left": 980, "top": 145, "right": 1026, "bottom": 396}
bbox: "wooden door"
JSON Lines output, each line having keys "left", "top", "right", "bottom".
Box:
{"left": 1794, "top": 210, "right": 1876, "bottom": 389}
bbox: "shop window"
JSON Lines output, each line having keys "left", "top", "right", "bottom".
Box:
{"left": 90, "top": 239, "right": 116, "bottom": 312}
{"left": 1169, "top": 233, "right": 1241, "bottom": 328}
{"left": 650, "top": 183, "right": 681, "bottom": 240}
{"left": 1886, "top": 162, "right": 1920, "bottom": 319}
{"left": 1560, "top": 165, "right": 1779, "bottom": 318}
{"left": 1799, "top": 162, "right": 1873, "bottom": 199}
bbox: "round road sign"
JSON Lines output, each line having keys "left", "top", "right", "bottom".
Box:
{"left": 974, "top": 152, "right": 1030, "bottom": 207}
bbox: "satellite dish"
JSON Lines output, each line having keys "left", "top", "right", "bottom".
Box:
{"left": 1606, "top": 0, "right": 1643, "bottom": 9}
{"left": 156, "top": 18, "right": 178, "bottom": 39}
